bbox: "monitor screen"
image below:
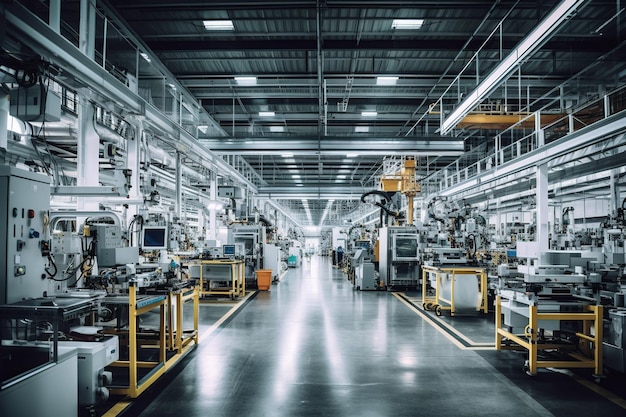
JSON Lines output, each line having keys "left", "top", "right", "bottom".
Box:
{"left": 223, "top": 244, "right": 236, "bottom": 257}
{"left": 357, "top": 240, "right": 370, "bottom": 250}
{"left": 142, "top": 227, "right": 167, "bottom": 250}
{"left": 394, "top": 237, "right": 418, "bottom": 258}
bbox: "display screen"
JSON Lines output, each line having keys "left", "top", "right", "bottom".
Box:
{"left": 142, "top": 227, "right": 167, "bottom": 249}
{"left": 394, "top": 237, "right": 418, "bottom": 258}
{"left": 223, "top": 244, "right": 236, "bottom": 256}
{"left": 357, "top": 241, "right": 370, "bottom": 250}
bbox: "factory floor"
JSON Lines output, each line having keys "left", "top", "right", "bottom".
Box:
{"left": 118, "top": 256, "right": 626, "bottom": 417}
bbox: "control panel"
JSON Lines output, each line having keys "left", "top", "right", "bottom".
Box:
{"left": 0, "top": 166, "right": 52, "bottom": 304}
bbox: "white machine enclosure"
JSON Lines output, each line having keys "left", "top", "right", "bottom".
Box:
{"left": 59, "top": 334, "right": 119, "bottom": 406}
{"left": 0, "top": 166, "right": 52, "bottom": 304}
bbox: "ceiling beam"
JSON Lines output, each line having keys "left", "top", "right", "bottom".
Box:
{"left": 200, "top": 137, "right": 464, "bottom": 155}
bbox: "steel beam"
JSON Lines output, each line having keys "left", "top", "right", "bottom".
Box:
{"left": 201, "top": 137, "right": 464, "bottom": 155}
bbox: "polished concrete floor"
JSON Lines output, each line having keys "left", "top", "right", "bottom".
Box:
{"left": 123, "top": 256, "right": 626, "bottom": 417}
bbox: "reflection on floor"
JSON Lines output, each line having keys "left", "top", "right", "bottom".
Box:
{"left": 112, "top": 256, "right": 626, "bottom": 417}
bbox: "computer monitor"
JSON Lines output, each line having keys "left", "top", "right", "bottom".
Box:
{"left": 223, "top": 244, "right": 236, "bottom": 257}
{"left": 142, "top": 226, "right": 168, "bottom": 250}
{"left": 392, "top": 235, "right": 419, "bottom": 261}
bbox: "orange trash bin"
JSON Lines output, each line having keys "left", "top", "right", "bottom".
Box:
{"left": 255, "top": 269, "right": 273, "bottom": 291}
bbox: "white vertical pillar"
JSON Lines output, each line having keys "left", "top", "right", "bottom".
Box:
{"left": 80, "top": 0, "right": 96, "bottom": 59}
{"left": 49, "top": 0, "right": 61, "bottom": 33}
{"left": 0, "top": 93, "right": 8, "bottom": 151}
{"left": 610, "top": 169, "right": 620, "bottom": 216}
{"left": 209, "top": 171, "right": 217, "bottom": 241}
{"left": 175, "top": 152, "right": 182, "bottom": 218}
{"left": 77, "top": 97, "right": 99, "bottom": 212}
{"left": 536, "top": 164, "right": 549, "bottom": 252}
{"left": 126, "top": 120, "right": 142, "bottom": 222}
{"left": 535, "top": 111, "right": 544, "bottom": 147}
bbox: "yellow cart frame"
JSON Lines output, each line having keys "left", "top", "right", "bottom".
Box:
{"left": 166, "top": 286, "right": 199, "bottom": 355}
{"left": 107, "top": 283, "right": 200, "bottom": 398}
{"left": 196, "top": 259, "right": 246, "bottom": 299}
{"left": 495, "top": 295, "right": 603, "bottom": 378}
{"left": 421, "top": 265, "right": 488, "bottom": 316}
{"left": 107, "top": 284, "right": 167, "bottom": 398}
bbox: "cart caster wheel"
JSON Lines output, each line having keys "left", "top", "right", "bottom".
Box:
{"left": 425, "top": 302, "right": 434, "bottom": 310}
{"left": 523, "top": 360, "right": 533, "bottom": 376}
{"left": 435, "top": 305, "right": 442, "bottom": 316}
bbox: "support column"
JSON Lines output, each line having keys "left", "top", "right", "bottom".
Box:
{"left": 175, "top": 151, "right": 182, "bottom": 219}
{"left": 0, "top": 93, "right": 8, "bottom": 151}
{"left": 536, "top": 164, "right": 549, "bottom": 253}
{"left": 77, "top": 96, "right": 99, "bottom": 213}
{"left": 610, "top": 169, "right": 620, "bottom": 217}
{"left": 209, "top": 171, "right": 217, "bottom": 241}
{"left": 49, "top": 0, "right": 61, "bottom": 33}
{"left": 79, "top": 0, "right": 96, "bottom": 59}
{"left": 126, "top": 119, "right": 142, "bottom": 222}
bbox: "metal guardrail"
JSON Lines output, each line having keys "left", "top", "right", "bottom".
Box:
{"left": 423, "top": 84, "right": 626, "bottom": 196}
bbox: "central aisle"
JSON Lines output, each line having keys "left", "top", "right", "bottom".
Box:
{"left": 133, "top": 256, "right": 554, "bottom": 417}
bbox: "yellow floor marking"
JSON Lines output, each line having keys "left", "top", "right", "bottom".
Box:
{"left": 102, "top": 291, "right": 257, "bottom": 416}
{"left": 394, "top": 293, "right": 495, "bottom": 350}
{"left": 571, "top": 373, "right": 626, "bottom": 410}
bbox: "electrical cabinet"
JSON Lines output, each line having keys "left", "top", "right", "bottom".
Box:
{"left": 0, "top": 166, "right": 52, "bottom": 304}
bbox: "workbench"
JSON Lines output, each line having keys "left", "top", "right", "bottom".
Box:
{"left": 193, "top": 259, "right": 246, "bottom": 299}
{"left": 495, "top": 294, "right": 603, "bottom": 378}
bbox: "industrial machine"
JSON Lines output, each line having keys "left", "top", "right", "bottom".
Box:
{"left": 0, "top": 166, "right": 52, "bottom": 304}
{"left": 379, "top": 226, "right": 420, "bottom": 289}
{"left": 351, "top": 248, "right": 377, "bottom": 290}
{"left": 227, "top": 224, "right": 265, "bottom": 288}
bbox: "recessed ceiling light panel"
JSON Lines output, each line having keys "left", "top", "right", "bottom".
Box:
{"left": 391, "top": 19, "right": 424, "bottom": 30}
{"left": 204, "top": 20, "right": 234, "bottom": 30}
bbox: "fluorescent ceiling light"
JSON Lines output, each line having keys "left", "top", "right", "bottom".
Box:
{"left": 376, "top": 76, "right": 398, "bottom": 85}
{"left": 346, "top": 153, "right": 359, "bottom": 157}
{"left": 337, "top": 175, "right": 346, "bottom": 179}
{"left": 354, "top": 126, "right": 369, "bottom": 133}
{"left": 296, "top": 184, "right": 304, "bottom": 187}
{"left": 392, "top": 19, "right": 424, "bottom": 30}
{"left": 292, "top": 174, "right": 301, "bottom": 179}
{"left": 440, "top": 0, "right": 585, "bottom": 134}
{"left": 235, "top": 76, "right": 257, "bottom": 85}
{"left": 139, "top": 52, "right": 151, "bottom": 63}
{"left": 281, "top": 153, "right": 294, "bottom": 158}
{"left": 361, "top": 111, "right": 377, "bottom": 117}
{"left": 289, "top": 169, "right": 299, "bottom": 174}
{"left": 270, "top": 126, "right": 285, "bottom": 132}
{"left": 259, "top": 111, "right": 275, "bottom": 117}
{"left": 203, "top": 20, "right": 234, "bottom": 30}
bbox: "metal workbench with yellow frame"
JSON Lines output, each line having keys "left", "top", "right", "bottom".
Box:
{"left": 495, "top": 294, "right": 603, "bottom": 379}
{"left": 421, "top": 265, "right": 488, "bottom": 316}
{"left": 194, "top": 259, "right": 246, "bottom": 299}
{"left": 104, "top": 282, "right": 200, "bottom": 398}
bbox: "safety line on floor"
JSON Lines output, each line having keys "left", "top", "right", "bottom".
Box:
{"left": 571, "top": 373, "right": 626, "bottom": 410}
{"left": 393, "top": 293, "right": 495, "bottom": 351}
{"left": 198, "top": 290, "right": 258, "bottom": 344}
{"left": 101, "top": 290, "right": 258, "bottom": 417}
